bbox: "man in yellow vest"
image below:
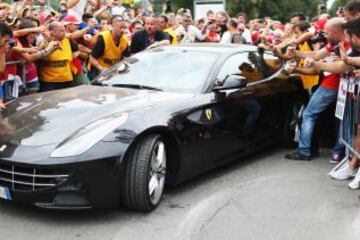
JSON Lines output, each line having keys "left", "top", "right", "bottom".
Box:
{"left": 292, "top": 22, "right": 319, "bottom": 91}
{"left": 39, "top": 21, "right": 79, "bottom": 92}
{"left": 89, "top": 15, "right": 130, "bottom": 80}
{"left": 158, "top": 14, "right": 178, "bottom": 45}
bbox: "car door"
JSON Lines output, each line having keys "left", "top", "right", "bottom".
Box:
{"left": 210, "top": 50, "right": 284, "bottom": 152}
{"left": 176, "top": 50, "right": 284, "bottom": 177}
{"left": 206, "top": 51, "right": 272, "bottom": 160}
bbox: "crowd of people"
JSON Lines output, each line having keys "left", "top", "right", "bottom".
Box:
{"left": 274, "top": 2, "right": 360, "bottom": 191}
{"left": 0, "top": 0, "right": 360, "bottom": 188}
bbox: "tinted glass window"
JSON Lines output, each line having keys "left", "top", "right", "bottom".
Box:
{"left": 95, "top": 49, "right": 219, "bottom": 94}
{"left": 216, "top": 51, "right": 282, "bottom": 82}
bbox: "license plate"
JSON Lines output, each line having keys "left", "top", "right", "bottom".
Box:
{"left": 0, "top": 186, "right": 12, "bottom": 200}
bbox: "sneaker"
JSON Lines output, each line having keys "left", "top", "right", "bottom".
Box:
{"left": 329, "top": 154, "right": 342, "bottom": 164}
{"left": 348, "top": 169, "right": 360, "bottom": 190}
{"left": 285, "top": 151, "right": 311, "bottom": 161}
{"left": 329, "top": 165, "right": 356, "bottom": 180}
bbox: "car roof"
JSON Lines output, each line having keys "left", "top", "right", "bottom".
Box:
{"left": 162, "top": 43, "right": 258, "bottom": 54}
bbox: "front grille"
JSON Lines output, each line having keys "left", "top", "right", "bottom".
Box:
{"left": 0, "top": 162, "right": 69, "bottom": 192}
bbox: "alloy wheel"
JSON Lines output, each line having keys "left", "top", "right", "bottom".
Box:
{"left": 148, "top": 141, "right": 166, "bottom": 205}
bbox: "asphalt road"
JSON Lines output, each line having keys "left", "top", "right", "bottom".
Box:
{"left": 0, "top": 148, "right": 359, "bottom": 240}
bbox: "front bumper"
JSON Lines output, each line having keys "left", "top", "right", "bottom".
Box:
{"left": 0, "top": 157, "right": 124, "bottom": 209}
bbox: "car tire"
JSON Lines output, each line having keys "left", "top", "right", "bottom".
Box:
{"left": 282, "top": 100, "right": 306, "bottom": 148}
{"left": 122, "top": 134, "right": 167, "bottom": 212}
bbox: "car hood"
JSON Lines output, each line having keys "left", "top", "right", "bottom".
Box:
{"left": 0, "top": 85, "right": 193, "bottom": 147}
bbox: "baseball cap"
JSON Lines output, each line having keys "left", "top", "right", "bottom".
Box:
{"left": 62, "top": 15, "right": 81, "bottom": 25}
{"left": 5, "top": 16, "right": 19, "bottom": 27}
{"left": 39, "top": 11, "right": 53, "bottom": 24}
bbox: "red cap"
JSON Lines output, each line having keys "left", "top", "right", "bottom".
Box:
{"left": 278, "top": 24, "right": 285, "bottom": 31}
{"left": 62, "top": 15, "right": 81, "bottom": 25}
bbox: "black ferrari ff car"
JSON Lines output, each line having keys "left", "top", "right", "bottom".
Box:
{"left": 0, "top": 44, "right": 306, "bottom": 211}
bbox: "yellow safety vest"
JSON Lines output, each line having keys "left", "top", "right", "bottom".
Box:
{"left": 40, "top": 38, "right": 74, "bottom": 83}
{"left": 164, "top": 28, "right": 178, "bottom": 45}
{"left": 98, "top": 31, "right": 128, "bottom": 69}
{"left": 298, "top": 42, "right": 319, "bottom": 89}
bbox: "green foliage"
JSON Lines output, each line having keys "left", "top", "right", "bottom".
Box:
{"left": 172, "top": 0, "right": 326, "bottom": 22}
{"left": 329, "top": 0, "right": 348, "bottom": 16}
{"left": 172, "top": 0, "right": 193, "bottom": 12}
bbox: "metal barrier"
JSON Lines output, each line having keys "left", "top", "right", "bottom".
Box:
{"left": 329, "top": 76, "right": 360, "bottom": 174}
{"left": 5, "top": 60, "right": 26, "bottom": 84}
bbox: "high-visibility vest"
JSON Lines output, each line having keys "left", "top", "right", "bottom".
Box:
{"left": 40, "top": 38, "right": 74, "bottom": 83}
{"left": 98, "top": 31, "right": 128, "bottom": 69}
{"left": 164, "top": 28, "right": 178, "bottom": 45}
{"left": 298, "top": 42, "right": 319, "bottom": 89}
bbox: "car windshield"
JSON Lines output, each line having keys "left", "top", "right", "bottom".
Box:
{"left": 93, "top": 49, "right": 219, "bottom": 94}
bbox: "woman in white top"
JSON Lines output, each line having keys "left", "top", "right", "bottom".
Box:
{"left": 220, "top": 18, "right": 240, "bottom": 44}
{"left": 67, "top": 0, "right": 99, "bottom": 20}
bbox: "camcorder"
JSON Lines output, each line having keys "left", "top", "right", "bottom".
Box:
{"left": 8, "top": 39, "right": 17, "bottom": 48}
{"left": 309, "top": 31, "right": 327, "bottom": 45}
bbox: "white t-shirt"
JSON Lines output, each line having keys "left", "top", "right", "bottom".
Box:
{"left": 175, "top": 25, "right": 206, "bottom": 43}
{"left": 111, "top": 6, "right": 126, "bottom": 16}
{"left": 242, "top": 28, "right": 252, "bottom": 44}
{"left": 220, "top": 31, "right": 232, "bottom": 44}
{"left": 68, "top": 0, "right": 87, "bottom": 20}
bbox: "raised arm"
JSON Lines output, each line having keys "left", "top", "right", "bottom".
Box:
{"left": 309, "top": 58, "right": 352, "bottom": 74}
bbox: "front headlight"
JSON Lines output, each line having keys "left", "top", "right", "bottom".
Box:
{"left": 50, "top": 113, "right": 128, "bottom": 158}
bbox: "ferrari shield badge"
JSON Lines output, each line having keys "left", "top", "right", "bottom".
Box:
{"left": 205, "top": 109, "right": 212, "bottom": 120}
{"left": 0, "top": 144, "right": 7, "bottom": 152}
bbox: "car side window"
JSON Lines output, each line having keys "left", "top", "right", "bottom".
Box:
{"left": 216, "top": 53, "right": 248, "bottom": 82}
{"left": 216, "top": 51, "right": 283, "bottom": 82}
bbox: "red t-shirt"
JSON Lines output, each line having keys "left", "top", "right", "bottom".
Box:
{"left": 16, "top": 39, "right": 38, "bottom": 83}
{"left": 0, "top": 50, "right": 20, "bottom": 83}
{"left": 321, "top": 73, "right": 340, "bottom": 90}
{"left": 72, "top": 57, "right": 83, "bottom": 75}
{"left": 321, "top": 41, "right": 351, "bottom": 90}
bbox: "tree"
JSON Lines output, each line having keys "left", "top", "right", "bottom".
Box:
{"left": 172, "top": 0, "right": 326, "bottom": 22}
{"left": 172, "top": 0, "right": 193, "bottom": 12}
{"left": 329, "top": 0, "right": 348, "bottom": 16}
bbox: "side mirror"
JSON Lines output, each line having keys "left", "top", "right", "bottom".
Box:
{"left": 213, "top": 75, "right": 247, "bottom": 91}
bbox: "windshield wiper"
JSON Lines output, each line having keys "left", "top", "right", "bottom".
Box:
{"left": 111, "top": 84, "right": 163, "bottom": 91}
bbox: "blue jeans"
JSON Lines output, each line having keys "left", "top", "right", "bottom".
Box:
{"left": 0, "top": 83, "right": 3, "bottom": 101}
{"left": 298, "top": 86, "right": 343, "bottom": 156}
